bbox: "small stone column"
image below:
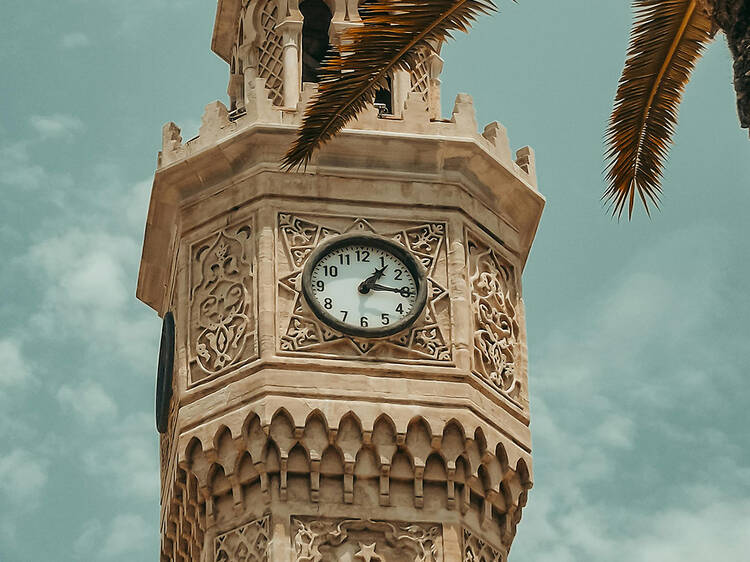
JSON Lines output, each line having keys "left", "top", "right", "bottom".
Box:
{"left": 277, "top": 19, "right": 303, "bottom": 108}
{"left": 427, "top": 51, "right": 444, "bottom": 120}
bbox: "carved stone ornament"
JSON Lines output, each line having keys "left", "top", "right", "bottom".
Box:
{"left": 463, "top": 528, "right": 503, "bottom": 562}
{"left": 215, "top": 516, "right": 270, "bottom": 562}
{"left": 292, "top": 518, "right": 443, "bottom": 562}
{"left": 467, "top": 232, "right": 522, "bottom": 402}
{"left": 277, "top": 214, "right": 452, "bottom": 363}
{"left": 189, "top": 223, "right": 258, "bottom": 385}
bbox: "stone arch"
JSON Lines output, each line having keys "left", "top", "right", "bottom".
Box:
{"left": 406, "top": 416, "right": 433, "bottom": 466}
{"left": 424, "top": 452, "right": 448, "bottom": 510}
{"left": 269, "top": 408, "right": 296, "bottom": 456}
{"left": 353, "top": 446, "right": 380, "bottom": 506}
{"left": 372, "top": 414, "right": 397, "bottom": 465}
{"left": 287, "top": 443, "right": 311, "bottom": 501}
{"left": 302, "top": 410, "right": 329, "bottom": 460}
{"left": 336, "top": 412, "right": 363, "bottom": 462}
{"left": 320, "top": 445, "right": 345, "bottom": 504}
{"left": 243, "top": 413, "right": 267, "bottom": 461}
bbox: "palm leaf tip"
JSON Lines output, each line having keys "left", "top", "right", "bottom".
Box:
{"left": 604, "top": 0, "right": 713, "bottom": 219}
{"left": 282, "top": 0, "right": 498, "bottom": 170}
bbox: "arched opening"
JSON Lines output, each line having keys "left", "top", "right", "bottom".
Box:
{"left": 300, "top": 0, "right": 332, "bottom": 83}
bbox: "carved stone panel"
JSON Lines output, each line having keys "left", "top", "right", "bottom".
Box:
{"left": 466, "top": 230, "right": 524, "bottom": 404}
{"left": 189, "top": 222, "right": 258, "bottom": 385}
{"left": 215, "top": 516, "right": 270, "bottom": 562}
{"left": 277, "top": 214, "right": 452, "bottom": 364}
{"left": 292, "top": 518, "right": 443, "bottom": 561}
{"left": 462, "top": 528, "right": 503, "bottom": 562}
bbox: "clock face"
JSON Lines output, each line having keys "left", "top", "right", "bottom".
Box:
{"left": 301, "top": 234, "right": 428, "bottom": 338}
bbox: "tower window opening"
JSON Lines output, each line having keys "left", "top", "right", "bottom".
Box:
{"left": 374, "top": 76, "right": 393, "bottom": 116}
{"left": 300, "top": 0, "right": 332, "bottom": 83}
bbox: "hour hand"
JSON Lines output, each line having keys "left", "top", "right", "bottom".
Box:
{"left": 358, "top": 266, "right": 387, "bottom": 294}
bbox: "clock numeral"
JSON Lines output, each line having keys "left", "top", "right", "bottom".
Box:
{"left": 315, "top": 280, "right": 325, "bottom": 291}
{"left": 380, "top": 256, "right": 386, "bottom": 268}
{"left": 340, "top": 311, "right": 348, "bottom": 321}
{"left": 323, "top": 265, "right": 339, "bottom": 277}
{"left": 360, "top": 316, "right": 369, "bottom": 327}
{"left": 324, "top": 298, "right": 333, "bottom": 310}
{"left": 394, "top": 269, "right": 403, "bottom": 281}
{"left": 356, "top": 250, "right": 370, "bottom": 263}
{"left": 381, "top": 313, "right": 390, "bottom": 325}
{"left": 399, "top": 287, "right": 412, "bottom": 298}
{"left": 339, "top": 254, "right": 351, "bottom": 266}
{"left": 396, "top": 303, "right": 404, "bottom": 314}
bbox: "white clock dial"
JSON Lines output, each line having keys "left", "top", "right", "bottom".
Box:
{"left": 302, "top": 235, "right": 427, "bottom": 337}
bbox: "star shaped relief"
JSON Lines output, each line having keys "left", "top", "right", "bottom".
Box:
{"left": 277, "top": 215, "right": 452, "bottom": 361}
{"left": 355, "top": 542, "right": 384, "bottom": 561}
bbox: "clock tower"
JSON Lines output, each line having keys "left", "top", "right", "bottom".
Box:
{"left": 137, "top": 1, "right": 544, "bottom": 561}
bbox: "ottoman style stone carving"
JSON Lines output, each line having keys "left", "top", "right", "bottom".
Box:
{"left": 137, "top": 1, "right": 544, "bottom": 561}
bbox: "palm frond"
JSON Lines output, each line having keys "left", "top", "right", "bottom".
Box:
{"left": 604, "top": 0, "right": 713, "bottom": 219}
{"left": 283, "top": 0, "right": 498, "bottom": 170}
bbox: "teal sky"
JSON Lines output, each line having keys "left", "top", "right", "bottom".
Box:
{"left": 1, "top": 1, "right": 748, "bottom": 560}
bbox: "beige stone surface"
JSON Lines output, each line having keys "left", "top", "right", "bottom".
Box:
{"left": 141, "top": 2, "right": 544, "bottom": 560}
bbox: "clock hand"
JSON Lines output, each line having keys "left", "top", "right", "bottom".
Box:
{"left": 369, "top": 283, "right": 408, "bottom": 294}
{"left": 358, "top": 265, "right": 387, "bottom": 294}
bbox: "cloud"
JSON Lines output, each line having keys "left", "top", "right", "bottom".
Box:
{"left": 75, "top": 514, "right": 155, "bottom": 559}
{"left": 0, "top": 449, "right": 48, "bottom": 505}
{"left": 0, "top": 339, "right": 32, "bottom": 387}
{"left": 82, "top": 413, "right": 159, "bottom": 501}
{"left": 512, "top": 224, "right": 749, "bottom": 561}
{"left": 101, "top": 514, "right": 152, "bottom": 558}
{"left": 58, "top": 381, "right": 119, "bottom": 424}
{"left": 26, "top": 226, "right": 157, "bottom": 370}
{"left": 30, "top": 114, "right": 84, "bottom": 140}
{"left": 61, "top": 32, "right": 91, "bottom": 49}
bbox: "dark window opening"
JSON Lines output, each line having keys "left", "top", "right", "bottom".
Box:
{"left": 374, "top": 76, "right": 393, "bottom": 116}
{"left": 300, "top": 0, "right": 332, "bottom": 83}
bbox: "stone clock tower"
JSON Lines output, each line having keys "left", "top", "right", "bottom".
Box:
{"left": 136, "top": 1, "right": 544, "bottom": 561}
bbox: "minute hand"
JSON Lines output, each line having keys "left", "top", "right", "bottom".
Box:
{"left": 369, "top": 284, "right": 407, "bottom": 294}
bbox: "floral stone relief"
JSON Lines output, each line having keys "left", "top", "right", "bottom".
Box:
{"left": 466, "top": 231, "right": 523, "bottom": 404}
{"left": 277, "top": 214, "right": 452, "bottom": 363}
{"left": 292, "top": 518, "right": 443, "bottom": 562}
{"left": 462, "top": 528, "right": 503, "bottom": 562}
{"left": 189, "top": 222, "right": 258, "bottom": 385}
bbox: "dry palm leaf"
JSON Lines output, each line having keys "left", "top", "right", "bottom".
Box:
{"left": 283, "top": 0, "right": 498, "bottom": 170}
{"left": 604, "top": 0, "right": 713, "bottom": 219}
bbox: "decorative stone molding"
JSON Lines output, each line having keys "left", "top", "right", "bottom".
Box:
{"left": 466, "top": 230, "right": 525, "bottom": 406}
{"left": 277, "top": 214, "right": 452, "bottom": 363}
{"left": 463, "top": 528, "right": 504, "bottom": 562}
{"left": 215, "top": 516, "right": 271, "bottom": 561}
{"left": 160, "top": 408, "right": 530, "bottom": 561}
{"left": 292, "top": 518, "right": 443, "bottom": 561}
{"left": 189, "top": 222, "right": 258, "bottom": 385}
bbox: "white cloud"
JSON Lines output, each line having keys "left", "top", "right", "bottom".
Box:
{"left": 58, "top": 381, "right": 119, "bottom": 424}
{"left": 61, "top": 32, "right": 91, "bottom": 49}
{"left": 26, "top": 227, "right": 157, "bottom": 369}
{"left": 101, "top": 514, "right": 152, "bottom": 558}
{"left": 74, "top": 514, "right": 155, "bottom": 560}
{"left": 30, "top": 114, "right": 84, "bottom": 140}
{"left": 0, "top": 339, "right": 32, "bottom": 386}
{"left": 513, "top": 224, "right": 749, "bottom": 561}
{"left": 0, "top": 449, "right": 48, "bottom": 505}
{"left": 82, "top": 413, "right": 159, "bottom": 501}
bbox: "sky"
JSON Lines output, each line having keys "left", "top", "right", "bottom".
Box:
{"left": 0, "top": 0, "right": 748, "bottom": 561}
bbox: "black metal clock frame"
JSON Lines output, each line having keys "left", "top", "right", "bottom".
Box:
{"left": 301, "top": 233, "right": 428, "bottom": 339}
{"left": 155, "top": 311, "right": 175, "bottom": 434}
